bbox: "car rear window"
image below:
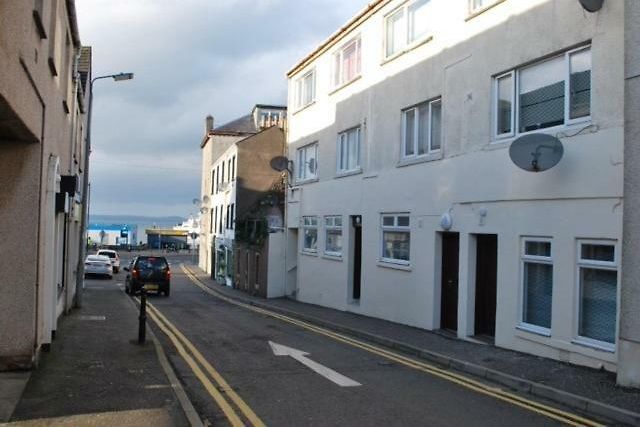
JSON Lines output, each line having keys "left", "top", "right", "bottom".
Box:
{"left": 98, "top": 251, "right": 117, "bottom": 258}
{"left": 136, "top": 257, "right": 168, "bottom": 270}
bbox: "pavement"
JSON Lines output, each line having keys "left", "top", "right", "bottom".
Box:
{"left": 183, "top": 263, "right": 640, "bottom": 426}
{"left": 0, "top": 272, "right": 195, "bottom": 427}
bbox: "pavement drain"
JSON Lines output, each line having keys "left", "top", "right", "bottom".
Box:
{"left": 78, "top": 315, "right": 106, "bottom": 321}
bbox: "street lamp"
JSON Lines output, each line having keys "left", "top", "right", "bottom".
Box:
{"left": 75, "top": 72, "right": 134, "bottom": 308}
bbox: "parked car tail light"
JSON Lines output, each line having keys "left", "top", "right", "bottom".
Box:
{"left": 132, "top": 269, "right": 139, "bottom": 279}
{"left": 165, "top": 269, "right": 171, "bottom": 279}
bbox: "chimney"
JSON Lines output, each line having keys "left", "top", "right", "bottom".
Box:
{"left": 205, "top": 115, "right": 214, "bottom": 135}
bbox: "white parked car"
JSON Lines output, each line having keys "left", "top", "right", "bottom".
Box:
{"left": 85, "top": 255, "right": 113, "bottom": 278}
{"left": 97, "top": 249, "right": 120, "bottom": 273}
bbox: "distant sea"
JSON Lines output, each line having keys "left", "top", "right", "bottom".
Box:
{"left": 89, "top": 214, "right": 186, "bottom": 241}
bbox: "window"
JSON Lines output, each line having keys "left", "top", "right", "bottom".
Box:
{"left": 221, "top": 162, "right": 225, "bottom": 183}
{"left": 216, "top": 165, "right": 220, "bottom": 192}
{"left": 468, "top": 0, "right": 500, "bottom": 14}
{"left": 333, "top": 36, "right": 361, "bottom": 88}
{"left": 214, "top": 206, "right": 218, "bottom": 234}
{"left": 218, "top": 205, "right": 223, "bottom": 233}
{"left": 302, "top": 216, "right": 318, "bottom": 253}
{"left": 402, "top": 98, "right": 442, "bottom": 159}
{"left": 226, "top": 205, "right": 230, "bottom": 229}
{"left": 231, "top": 156, "right": 236, "bottom": 181}
{"left": 337, "top": 127, "right": 361, "bottom": 173}
{"left": 210, "top": 209, "right": 214, "bottom": 233}
{"left": 577, "top": 241, "right": 618, "bottom": 347}
{"left": 521, "top": 239, "right": 553, "bottom": 332}
{"left": 210, "top": 169, "right": 215, "bottom": 194}
{"left": 296, "top": 143, "right": 318, "bottom": 182}
{"left": 230, "top": 204, "right": 235, "bottom": 230}
{"left": 324, "top": 216, "right": 342, "bottom": 256}
{"left": 493, "top": 46, "right": 591, "bottom": 139}
{"left": 385, "top": 0, "right": 431, "bottom": 58}
{"left": 381, "top": 214, "right": 410, "bottom": 263}
{"left": 295, "top": 69, "right": 315, "bottom": 110}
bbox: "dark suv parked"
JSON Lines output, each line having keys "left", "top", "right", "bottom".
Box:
{"left": 124, "top": 256, "right": 171, "bottom": 296}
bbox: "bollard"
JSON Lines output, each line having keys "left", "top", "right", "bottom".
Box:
{"left": 138, "top": 286, "right": 147, "bottom": 344}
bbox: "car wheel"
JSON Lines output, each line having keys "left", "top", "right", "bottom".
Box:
{"left": 125, "top": 284, "right": 130, "bottom": 294}
{"left": 164, "top": 288, "right": 170, "bottom": 297}
{"left": 114, "top": 267, "right": 119, "bottom": 274}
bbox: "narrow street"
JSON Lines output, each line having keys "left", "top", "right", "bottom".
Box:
{"left": 113, "top": 253, "right": 601, "bottom": 427}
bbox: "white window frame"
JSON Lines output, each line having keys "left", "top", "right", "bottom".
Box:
{"left": 324, "top": 215, "right": 343, "bottom": 257}
{"left": 492, "top": 45, "right": 591, "bottom": 141}
{"left": 295, "top": 68, "right": 315, "bottom": 111}
{"left": 468, "top": 0, "right": 501, "bottom": 15}
{"left": 574, "top": 240, "right": 618, "bottom": 351}
{"left": 332, "top": 36, "right": 361, "bottom": 89}
{"left": 384, "top": 0, "right": 431, "bottom": 59}
{"left": 336, "top": 127, "right": 361, "bottom": 174}
{"left": 519, "top": 238, "right": 553, "bottom": 336}
{"left": 302, "top": 216, "right": 319, "bottom": 253}
{"left": 380, "top": 213, "right": 411, "bottom": 265}
{"left": 296, "top": 142, "right": 319, "bottom": 183}
{"left": 401, "top": 98, "right": 442, "bottom": 160}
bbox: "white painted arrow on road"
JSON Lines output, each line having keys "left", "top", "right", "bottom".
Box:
{"left": 269, "top": 341, "right": 361, "bottom": 387}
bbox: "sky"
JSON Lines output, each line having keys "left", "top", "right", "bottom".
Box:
{"left": 75, "top": 0, "right": 365, "bottom": 218}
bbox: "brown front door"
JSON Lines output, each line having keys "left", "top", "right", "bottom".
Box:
{"left": 440, "top": 233, "right": 459, "bottom": 331}
{"left": 475, "top": 234, "right": 498, "bottom": 337}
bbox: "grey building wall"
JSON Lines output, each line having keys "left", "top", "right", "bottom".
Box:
{"left": 619, "top": 0, "right": 640, "bottom": 388}
{"left": 0, "top": 0, "right": 89, "bottom": 369}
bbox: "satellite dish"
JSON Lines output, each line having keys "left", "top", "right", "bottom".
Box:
{"left": 307, "top": 158, "right": 317, "bottom": 174}
{"left": 270, "top": 156, "right": 289, "bottom": 172}
{"left": 509, "top": 133, "right": 564, "bottom": 172}
{"left": 578, "top": 0, "right": 604, "bottom": 12}
{"left": 202, "top": 195, "right": 210, "bottom": 204}
{"left": 192, "top": 198, "right": 201, "bottom": 206}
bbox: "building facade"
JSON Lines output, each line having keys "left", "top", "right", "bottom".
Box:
{"left": 198, "top": 106, "right": 287, "bottom": 295}
{"left": 87, "top": 223, "right": 138, "bottom": 247}
{"left": 285, "top": 0, "right": 629, "bottom": 375}
{"left": 0, "top": 0, "right": 90, "bottom": 369}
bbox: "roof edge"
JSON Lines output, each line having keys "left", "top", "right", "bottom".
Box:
{"left": 286, "top": 0, "right": 390, "bottom": 78}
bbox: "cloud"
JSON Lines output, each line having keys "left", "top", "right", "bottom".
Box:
{"left": 76, "top": 0, "right": 366, "bottom": 216}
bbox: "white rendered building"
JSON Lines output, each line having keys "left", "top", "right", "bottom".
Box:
{"left": 285, "top": 0, "right": 628, "bottom": 374}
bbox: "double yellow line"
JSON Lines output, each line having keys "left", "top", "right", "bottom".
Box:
{"left": 139, "top": 297, "right": 265, "bottom": 427}
{"left": 181, "top": 264, "right": 603, "bottom": 427}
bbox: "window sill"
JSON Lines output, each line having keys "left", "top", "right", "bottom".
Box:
{"left": 322, "top": 254, "right": 343, "bottom": 262}
{"left": 465, "top": 0, "right": 507, "bottom": 21}
{"left": 295, "top": 177, "right": 319, "bottom": 186}
{"left": 301, "top": 250, "right": 319, "bottom": 257}
{"left": 516, "top": 323, "right": 551, "bottom": 338}
{"left": 381, "top": 35, "right": 434, "bottom": 66}
{"left": 397, "top": 152, "right": 442, "bottom": 168}
{"left": 488, "top": 119, "right": 595, "bottom": 147}
{"left": 572, "top": 338, "right": 615, "bottom": 353}
{"left": 334, "top": 168, "right": 362, "bottom": 179}
{"left": 292, "top": 100, "right": 316, "bottom": 115}
{"left": 376, "top": 259, "right": 411, "bottom": 271}
{"left": 329, "top": 74, "right": 362, "bottom": 96}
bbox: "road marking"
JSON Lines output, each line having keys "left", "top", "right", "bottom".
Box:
{"left": 140, "top": 299, "right": 265, "bottom": 427}
{"left": 269, "top": 341, "right": 361, "bottom": 387}
{"left": 181, "top": 264, "right": 604, "bottom": 427}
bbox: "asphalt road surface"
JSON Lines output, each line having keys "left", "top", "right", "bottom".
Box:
{"left": 112, "top": 252, "right": 602, "bottom": 427}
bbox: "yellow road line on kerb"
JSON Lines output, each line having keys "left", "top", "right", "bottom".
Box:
{"left": 144, "top": 301, "right": 266, "bottom": 427}
{"left": 139, "top": 302, "right": 245, "bottom": 427}
{"left": 181, "top": 264, "right": 603, "bottom": 427}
